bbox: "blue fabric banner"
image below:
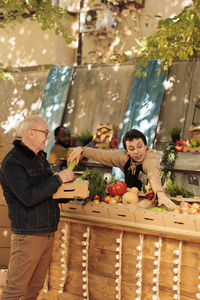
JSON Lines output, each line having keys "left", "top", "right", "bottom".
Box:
{"left": 113, "top": 60, "right": 167, "bottom": 180}
{"left": 38, "top": 65, "right": 73, "bottom": 157}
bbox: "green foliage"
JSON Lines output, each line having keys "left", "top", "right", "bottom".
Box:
{"left": 161, "top": 144, "right": 178, "bottom": 180}
{"left": 0, "top": 0, "right": 73, "bottom": 80}
{"left": 165, "top": 182, "right": 194, "bottom": 198}
{"left": 0, "top": 1, "right": 72, "bottom": 43}
{"left": 81, "top": 168, "right": 105, "bottom": 204}
{"left": 169, "top": 127, "right": 181, "bottom": 143}
{"left": 136, "top": 1, "right": 200, "bottom": 75}
{"left": 77, "top": 129, "right": 93, "bottom": 146}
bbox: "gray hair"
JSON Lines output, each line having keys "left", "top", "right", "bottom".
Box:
{"left": 19, "top": 115, "right": 43, "bottom": 138}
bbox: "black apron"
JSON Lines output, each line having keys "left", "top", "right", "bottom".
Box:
{"left": 124, "top": 157, "right": 143, "bottom": 190}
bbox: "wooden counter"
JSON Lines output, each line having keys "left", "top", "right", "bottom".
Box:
{"left": 38, "top": 203, "right": 200, "bottom": 300}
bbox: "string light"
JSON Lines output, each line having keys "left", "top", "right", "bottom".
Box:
{"left": 135, "top": 234, "right": 144, "bottom": 300}
{"left": 152, "top": 237, "right": 162, "bottom": 300}
{"left": 58, "top": 223, "right": 68, "bottom": 294}
{"left": 115, "top": 232, "right": 123, "bottom": 300}
{"left": 196, "top": 265, "right": 200, "bottom": 299}
{"left": 82, "top": 226, "right": 90, "bottom": 300}
{"left": 173, "top": 241, "right": 182, "bottom": 300}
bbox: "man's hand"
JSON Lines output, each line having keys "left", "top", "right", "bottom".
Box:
{"left": 67, "top": 147, "right": 83, "bottom": 167}
{"left": 157, "top": 191, "right": 176, "bottom": 209}
{"left": 58, "top": 169, "right": 74, "bottom": 183}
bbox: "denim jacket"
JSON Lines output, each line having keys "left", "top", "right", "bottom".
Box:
{"left": 0, "top": 140, "right": 62, "bottom": 235}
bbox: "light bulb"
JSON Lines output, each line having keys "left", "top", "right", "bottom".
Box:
{"left": 173, "top": 250, "right": 180, "bottom": 255}
{"left": 82, "top": 284, "right": 87, "bottom": 290}
{"left": 154, "top": 260, "right": 158, "bottom": 266}
{"left": 58, "top": 289, "right": 63, "bottom": 293}
{"left": 153, "top": 269, "right": 158, "bottom": 275}
{"left": 155, "top": 242, "right": 159, "bottom": 248}
{"left": 136, "top": 288, "right": 141, "bottom": 295}
{"left": 61, "top": 229, "right": 66, "bottom": 233}
{"left": 83, "top": 232, "right": 87, "bottom": 238}
{"left": 136, "top": 272, "right": 142, "bottom": 278}
{"left": 173, "top": 268, "right": 178, "bottom": 274}
{"left": 137, "top": 245, "right": 142, "bottom": 251}
{"left": 116, "top": 247, "right": 120, "bottom": 251}
{"left": 152, "top": 286, "right": 157, "bottom": 292}
{"left": 173, "top": 259, "right": 179, "bottom": 264}
{"left": 173, "top": 276, "right": 178, "bottom": 282}
{"left": 173, "top": 285, "right": 178, "bottom": 291}
{"left": 116, "top": 238, "right": 120, "bottom": 243}
{"left": 154, "top": 251, "right": 159, "bottom": 256}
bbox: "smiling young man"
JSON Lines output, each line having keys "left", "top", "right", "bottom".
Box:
{"left": 67, "top": 129, "right": 176, "bottom": 209}
{"left": 1, "top": 115, "right": 74, "bottom": 300}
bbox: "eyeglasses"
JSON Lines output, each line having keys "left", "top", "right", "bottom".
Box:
{"left": 32, "top": 129, "right": 49, "bottom": 137}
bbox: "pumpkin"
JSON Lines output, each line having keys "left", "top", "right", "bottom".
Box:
{"left": 108, "top": 181, "right": 127, "bottom": 196}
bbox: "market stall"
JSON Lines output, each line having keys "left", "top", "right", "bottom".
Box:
{"left": 38, "top": 193, "right": 200, "bottom": 300}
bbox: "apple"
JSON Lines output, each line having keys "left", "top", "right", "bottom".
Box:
{"left": 93, "top": 199, "right": 100, "bottom": 204}
{"left": 107, "top": 198, "right": 118, "bottom": 205}
{"left": 104, "top": 195, "right": 112, "bottom": 203}
{"left": 114, "top": 195, "right": 122, "bottom": 203}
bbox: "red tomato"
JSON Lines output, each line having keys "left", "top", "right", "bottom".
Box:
{"left": 175, "top": 143, "right": 184, "bottom": 152}
{"left": 108, "top": 181, "right": 127, "bottom": 196}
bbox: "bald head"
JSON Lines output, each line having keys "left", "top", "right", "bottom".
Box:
{"left": 20, "top": 115, "right": 44, "bottom": 138}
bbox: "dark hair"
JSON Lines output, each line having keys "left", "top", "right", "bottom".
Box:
{"left": 54, "top": 126, "right": 70, "bottom": 137}
{"left": 123, "top": 129, "right": 147, "bottom": 150}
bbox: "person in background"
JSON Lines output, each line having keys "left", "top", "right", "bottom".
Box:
{"left": 49, "top": 126, "right": 74, "bottom": 169}
{"left": 0, "top": 115, "right": 74, "bottom": 300}
{"left": 68, "top": 129, "right": 176, "bottom": 209}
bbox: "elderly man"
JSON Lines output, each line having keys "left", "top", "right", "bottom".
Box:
{"left": 1, "top": 115, "right": 74, "bottom": 300}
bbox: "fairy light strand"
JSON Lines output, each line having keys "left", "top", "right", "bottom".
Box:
{"left": 58, "top": 222, "right": 69, "bottom": 293}
{"left": 196, "top": 264, "right": 200, "bottom": 299}
{"left": 82, "top": 226, "right": 90, "bottom": 300}
{"left": 135, "top": 234, "right": 144, "bottom": 300}
{"left": 115, "top": 231, "right": 123, "bottom": 300}
{"left": 173, "top": 241, "right": 182, "bottom": 300}
{"left": 152, "top": 237, "right": 162, "bottom": 300}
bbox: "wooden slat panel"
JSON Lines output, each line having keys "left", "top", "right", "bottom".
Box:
{"left": 0, "top": 206, "right": 10, "bottom": 226}
{"left": 0, "top": 228, "right": 11, "bottom": 247}
{"left": 0, "top": 248, "right": 10, "bottom": 268}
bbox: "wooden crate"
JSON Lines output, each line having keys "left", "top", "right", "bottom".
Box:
{"left": 84, "top": 202, "right": 110, "bottom": 219}
{"left": 163, "top": 212, "right": 196, "bottom": 231}
{"left": 53, "top": 180, "right": 89, "bottom": 199}
{"left": 135, "top": 208, "right": 166, "bottom": 226}
{"left": 108, "top": 204, "right": 136, "bottom": 222}
{"left": 59, "top": 201, "right": 85, "bottom": 215}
